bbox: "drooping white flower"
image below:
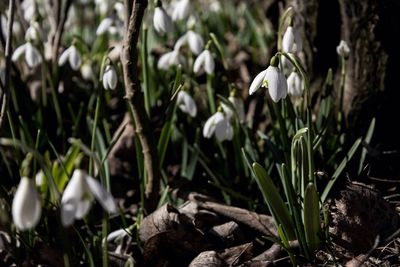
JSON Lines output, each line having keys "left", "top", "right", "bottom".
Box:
{"left": 336, "top": 40, "right": 350, "bottom": 58}
{"left": 175, "top": 30, "right": 204, "bottom": 55}
{"left": 61, "top": 169, "right": 117, "bottom": 227}
{"left": 104, "top": 227, "right": 131, "bottom": 254}
{"left": 102, "top": 64, "right": 118, "bottom": 90}
{"left": 58, "top": 45, "right": 82, "bottom": 71}
{"left": 172, "top": 0, "right": 191, "bottom": 21}
{"left": 193, "top": 49, "right": 215, "bottom": 75}
{"left": 12, "top": 177, "right": 42, "bottom": 231}
{"left": 157, "top": 50, "right": 185, "bottom": 70}
{"left": 153, "top": 5, "right": 173, "bottom": 35}
{"left": 177, "top": 90, "right": 197, "bottom": 117}
{"left": 282, "top": 25, "right": 302, "bottom": 53}
{"left": 81, "top": 62, "right": 95, "bottom": 81}
{"left": 96, "top": 15, "right": 124, "bottom": 36}
{"left": 222, "top": 95, "right": 246, "bottom": 123}
{"left": 12, "top": 42, "right": 42, "bottom": 68}
{"left": 287, "top": 70, "right": 302, "bottom": 96}
{"left": 203, "top": 111, "right": 233, "bottom": 142}
{"left": 249, "top": 56, "right": 287, "bottom": 103}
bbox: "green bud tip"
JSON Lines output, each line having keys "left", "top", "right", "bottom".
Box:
{"left": 269, "top": 56, "right": 279, "bottom": 67}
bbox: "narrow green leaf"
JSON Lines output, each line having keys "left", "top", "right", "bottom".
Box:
{"left": 358, "top": 118, "right": 376, "bottom": 174}
{"left": 303, "top": 183, "right": 320, "bottom": 253}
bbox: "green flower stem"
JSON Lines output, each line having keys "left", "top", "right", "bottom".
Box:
{"left": 207, "top": 74, "right": 216, "bottom": 114}
{"left": 89, "top": 92, "right": 101, "bottom": 176}
{"left": 141, "top": 26, "right": 151, "bottom": 115}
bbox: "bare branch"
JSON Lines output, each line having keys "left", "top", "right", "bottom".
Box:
{"left": 121, "top": 0, "right": 161, "bottom": 212}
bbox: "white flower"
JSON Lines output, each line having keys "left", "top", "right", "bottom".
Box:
{"left": 25, "top": 23, "right": 41, "bottom": 42}
{"left": 153, "top": 6, "right": 173, "bottom": 35}
{"left": 177, "top": 90, "right": 197, "bottom": 117}
{"left": 336, "top": 40, "right": 350, "bottom": 58}
{"left": 106, "top": 228, "right": 131, "bottom": 244}
{"left": 282, "top": 26, "right": 302, "bottom": 53}
{"left": 12, "top": 42, "right": 42, "bottom": 68}
{"left": 203, "top": 111, "right": 233, "bottom": 142}
{"left": 222, "top": 96, "right": 246, "bottom": 123}
{"left": 12, "top": 177, "right": 42, "bottom": 231}
{"left": 157, "top": 50, "right": 185, "bottom": 70}
{"left": 172, "top": 0, "right": 191, "bottom": 21}
{"left": 58, "top": 45, "right": 82, "bottom": 71}
{"left": 102, "top": 65, "right": 118, "bottom": 90}
{"left": 193, "top": 49, "right": 215, "bottom": 74}
{"left": 61, "top": 169, "right": 117, "bottom": 227}
{"left": 249, "top": 56, "right": 287, "bottom": 103}
{"left": 175, "top": 30, "right": 204, "bottom": 55}
{"left": 81, "top": 63, "right": 95, "bottom": 80}
{"left": 96, "top": 17, "right": 113, "bottom": 35}
{"left": 287, "top": 71, "right": 302, "bottom": 96}
{"left": 96, "top": 16, "right": 124, "bottom": 36}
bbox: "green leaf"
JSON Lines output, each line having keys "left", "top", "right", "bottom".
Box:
{"left": 321, "top": 138, "right": 362, "bottom": 202}
{"left": 252, "top": 162, "right": 296, "bottom": 240}
{"left": 303, "top": 183, "right": 321, "bottom": 253}
{"left": 358, "top": 118, "right": 375, "bottom": 174}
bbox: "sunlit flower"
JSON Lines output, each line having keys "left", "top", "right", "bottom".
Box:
{"left": 172, "top": 0, "right": 190, "bottom": 21}
{"left": 287, "top": 70, "right": 302, "bottom": 96}
{"left": 96, "top": 13, "right": 124, "bottom": 36}
{"left": 157, "top": 49, "right": 185, "bottom": 70}
{"left": 282, "top": 25, "right": 302, "bottom": 53}
{"left": 58, "top": 45, "right": 82, "bottom": 71}
{"left": 81, "top": 62, "right": 95, "bottom": 81}
{"left": 12, "top": 42, "right": 42, "bottom": 68}
{"left": 153, "top": 4, "right": 173, "bottom": 35}
{"left": 102, "top": 64, "right": 118, "bottom": 90}
{"left": 249, "top": 56, "right": 287, "bottom": 103}
{"left": 336, "top": 40, "right": 350, "bottom": 58}
{"left": 61, "top": 169, "right": 117, "bottom": 227}
{"left": 193, "top": 49, "right": 214, "bottom": 74}
{"left": 222, "top": 95, "right": 246, "bottom": 123}
{"left": 12, "top": 177, "right": 42, "bottom": 231}
{"left": 175, "top": 30, "right": 204, "bottom": 55}
{"left": 177, "top": 90, "right": 197, "bottom": 117}
{"left": 203, "top": 110, "right": 233, "bottom": 142}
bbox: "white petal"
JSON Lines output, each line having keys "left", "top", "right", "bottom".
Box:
{"left": 103, "top": 65, "right": 117, "bottom": 90}
{"left": 25, "top": 43, "right": 42, "bottom": 68}
{"left": 187, "top": 31, "right": 204, "bottom": 55}
{"left": 86, "top": 175, "right": 117, "bottom": 214}
{"left": 12, "top": 177, "right": 41, "bottom": 231}
{"left": 265, "top": 66, "right": 281, "bottom": 102}
{"left": 177, "top": 91, "right": 197, "bottom": 117}
{"left": 58, "top": 47, "right": 71, "bottom": 66}
{"left": 153, "top": 7, "right": 173, "bottom": 34}
{"left": 107, "top": 228, "right": 129, "bottom": 243}
{"left": 12, "top": 44, "right": 27, "bottom": 62}
{"left": 278, "top": 71, "right": 288, "bottom": 100}
{"left": 282, "top": 26, "right": 295, "bottom": 53}
{"left": 287, "top": 71, "right": 302, "bottom": 96}
{"left": 96, "top": 18, "right": 113, "bottom": 35}
{"left": 204, "top": 50, "right": 215, "bottom": 74}
{"left": 174, "top": 34, "right": 188, "bottom": 51}
{"left": 193, "top": 51, "right": 206, "bottom": 74}
{"left": 172, "top": 0, "right": 190, "bottom": 21}
{"left": 249, "top": 69, "right": 267, "bottom": 95}
{"left": 215, "top": 116, "right": 233, "bottom": 142}
{"left": 69, "top": 45, "right": 82, "bottom": 71}
{"left": 203, "top": 112, "right": 224, "bottom": 139}
{"left": 157, "top": 51, "right": 173, "bottom": 70}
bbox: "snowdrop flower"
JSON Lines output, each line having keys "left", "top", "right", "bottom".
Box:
{"left": 153, "top": 1, "right": 173, "bottom": 35}
{"left": 175, "top": 30, "right": 204, "bottom": 55}
{"left": 177, "top": 90, "right": 197, "bottom": 117}
{"left": 203, "top": 109, "right": 233, "bottom": 142}
{"left": 95, "top": 0, "right": 112, "bottom": 16}
{"left": 157, "top": 49, "right": 185, "bottom": 70}
{"left": 12, "top": 177, "right": 42, "bottom": 231}
{"left": 222, "top": 94, "right": 246, "bottom": 123}
{"left": 172, "top": 0, "right": 191, "bottom": 21}
{"left": 81, "top": 62, "right": 95, "bottom": 81}
{"left": 61, "top": 169, "right": 117, "bottom": 227}
{"left": 21, "top": 0, "right": 38, "bottom": 21}
{"left": 336, "top": 40, "right": 350, "bottom": 58}
{"left": 193, "top": 49, "right": 215, "bottom": 75}
{"left": 104, "top": 227, "right": 132, "bottom": 254}
{"left": 249, "top": 56, "right": 287, "bottom": 102}
{"left": 58, "top": 44, "right": 82, "bottom": 71}
{"left": 96, "top": 10, "right": 124, "bottom": 36}
{"left": 102, "top": 64, "right": 118, "bottom": 90}
{"left": 12, "top": 42, "right": 42, "bottom": 68}
{"left": 282, "top": 25, "right": 302, "bottom": 53}
{"left": 287, "top": 70, "right": 302, "bottom": 96}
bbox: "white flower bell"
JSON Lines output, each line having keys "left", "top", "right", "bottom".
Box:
{"left": 61, "top": 169, "right": 117, "bottom": 227}
{"left": 282, "top": 24, "right": 302, "bottom": 53}
{"left": 153, "top": 2, "right": 173, "bottom": 35}
{"left": 287, "top": 70, "right": 302, "bottom": 96}
{"left": 157, "top": 49, "right": 185, "bottom": 70}
{"left": 102, "top": 64, "right": 118, "bottom": 90}
{"left": 12, "top": 177, "right": 42, "bottom": 231}
{"left": 172, "top": 0, "right": 191, "bottom": 21}
{"left": 203, "top": 110, "right": 233, "bottom": 142}
{"left": 58, "top": 44, "right": 82, "bottom": 71}
{"left": 336, "top": 40, "right": 350, "bottom": 58}
{"left": 249, "top": 56, "right": 288, "bottom": 103}
{"left": 177, "top": 90, "right": 197, "bottom": 117}
{"left": 193, "top": 49, "right": 215, "bottom": 75}
{"left": 175, "top": 30, "right": 204, "bottom": 55}
{"left": 12, "top": 42, "right": 42, "bottom": 68}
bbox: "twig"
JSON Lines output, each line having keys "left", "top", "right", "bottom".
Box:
{"left": 0, "top": 0, "right": 15, "bottom": 131}
{"left": 121, "top": 0, "right": 160, "bottom": 212}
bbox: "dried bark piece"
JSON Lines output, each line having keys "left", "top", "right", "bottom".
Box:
{"left": 210, "top": 221, "right": 246, "bottom": 246}
{"left": 219, "top": 243, "right": 254, "bottom": 266}
{"left": 188, "top": 251, "right": 225, "bottom": 267}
